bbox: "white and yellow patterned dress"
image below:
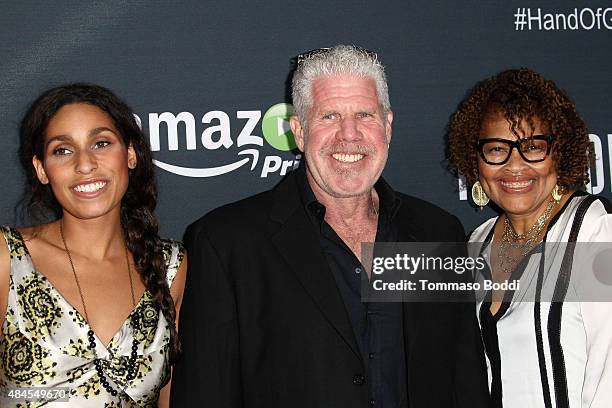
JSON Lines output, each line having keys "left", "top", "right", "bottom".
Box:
{"left": 0, "top": 226, "right": 184, "bottom": 407}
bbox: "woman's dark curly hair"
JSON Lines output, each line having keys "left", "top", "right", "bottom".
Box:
{"left": 18, "top": 83, "right": 180, "bottom": 363}
{"left": 447, "top": 68, "right": 591, "bottom": 191}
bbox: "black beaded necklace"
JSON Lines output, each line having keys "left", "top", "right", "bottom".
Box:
{"left": 59, "top": 221, "right": 140, "bottom": 397}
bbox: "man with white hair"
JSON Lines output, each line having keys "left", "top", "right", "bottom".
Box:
{"left": 172, "top": 45, "right": 489, "bottom": 408}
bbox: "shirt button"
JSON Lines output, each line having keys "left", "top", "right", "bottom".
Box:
{"left": 369, "top": 352, "right": 375, "bottom": 359}
{"left": 355, "top": 267, "right": 362, "bottom": 274}
{"left": 352, "top": 374, "right": 365, "bottom": 385}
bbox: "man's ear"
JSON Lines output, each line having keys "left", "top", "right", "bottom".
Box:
{"left": 290, "top": 115, "right": 305, "bottom": 152}
{"left": 385, "top": 110, "right": 393, "bottom": 145}
{"left": 32, "top": 155, "right": 49, "bottom": 184}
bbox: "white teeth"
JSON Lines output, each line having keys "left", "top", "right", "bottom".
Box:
{"left": 332, "top": 153, "right": 364, "bottom": 163}
{"left": 74, "top": 181, "right": 106, "bottom": 193}
{"left": 501, "top": 180, "right": 533, "bottom": 189}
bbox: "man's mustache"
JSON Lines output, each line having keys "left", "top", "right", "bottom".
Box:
{"left": 318, "top": 143, "right": 377, "bottom": 156}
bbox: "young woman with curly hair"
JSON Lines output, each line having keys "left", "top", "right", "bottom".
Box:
{"left": 448, "top": 68, "right": 612, "bottom": 408}
{"left": 0, "top": 83, "right": 186, "bottom": 407}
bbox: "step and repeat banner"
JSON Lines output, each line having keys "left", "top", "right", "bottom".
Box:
{"left": 1, "top": 1, "right": 611, "bottom": 239}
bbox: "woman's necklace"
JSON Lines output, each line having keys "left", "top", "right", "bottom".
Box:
{"left": 59, "top": 221, "right": 139, "bottom": 397}
{"left": 498, "top": 198, "right": 557, "bottom": 275}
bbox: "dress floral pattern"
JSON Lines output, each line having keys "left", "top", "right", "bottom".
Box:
{"left": 0, "top": 226, "right": 184, "bottom": 407}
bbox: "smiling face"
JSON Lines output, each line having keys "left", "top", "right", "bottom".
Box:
{"left": 32, "top": 103, "right": 136, "bottom": 221}
{"left": 290, "top": 74, "right": 392, "bottom": 198}
{"left": 478, "top": 112, "right": 558, "bottom": 220}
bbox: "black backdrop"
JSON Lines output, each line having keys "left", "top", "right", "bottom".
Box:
{"left": 2, "top": 1, "right": 611, "bottom": 239}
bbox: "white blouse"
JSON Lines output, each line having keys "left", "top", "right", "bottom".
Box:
{"left": 469, "top": 193, "right": 612, "bottom": 408}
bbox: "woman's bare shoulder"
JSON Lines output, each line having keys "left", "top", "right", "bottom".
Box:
{"left": 0, "top": 226, "right": 10, "bottom": 264}
{"left": 17, "top": 222, "right": 55, "bottom": 241}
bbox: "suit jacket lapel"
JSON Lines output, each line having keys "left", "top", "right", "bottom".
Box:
{"left": 268, "top": 172, "right": 362, "bottom": 361}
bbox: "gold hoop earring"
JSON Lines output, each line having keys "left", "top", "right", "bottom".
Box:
{"left": 471, "top": 181, "right": 490, "bottom": 208}
{"left": 551, "top": 184, "right": 563, "bottom": 202}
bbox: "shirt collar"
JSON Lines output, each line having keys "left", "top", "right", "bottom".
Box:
{"left": 294, "top": 163, "right": 401, "bottom": 226}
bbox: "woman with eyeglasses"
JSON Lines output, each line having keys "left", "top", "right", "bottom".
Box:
{"left": 447, "top": 68, "right": 612, "bottom": 407}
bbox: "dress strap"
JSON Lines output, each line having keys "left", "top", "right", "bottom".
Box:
{"left": 162, "top": 240, "right": 185, "bottom": 287}
{"left": 0, "top": 226, "right": 28, "bottom": 260}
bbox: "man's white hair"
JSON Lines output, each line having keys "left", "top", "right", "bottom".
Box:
{"left": 291, "top": 45, "right": 391, "bottom": 122}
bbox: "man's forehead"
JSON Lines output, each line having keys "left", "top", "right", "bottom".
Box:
{"left": 311, "top": 74, "right": 377, "bottom": 90}
{"left": 310, "top": 76, "right": 378, "bottom": 104}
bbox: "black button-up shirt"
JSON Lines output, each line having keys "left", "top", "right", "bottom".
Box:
{"left": 296, "top": 166, "right": 408, "bottom": 408}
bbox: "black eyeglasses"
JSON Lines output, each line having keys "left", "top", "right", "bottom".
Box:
{"left": 294, "top": 46, "right": 378, "bottom": 66}
{"left": 477, "top": 135, "right": 553, "bottom": 165}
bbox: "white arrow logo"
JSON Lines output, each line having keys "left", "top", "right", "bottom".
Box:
{"left": 153, "top": 149, "right": 259, "bottom": 178}
{"left": 277, "top": 117, "right": 291, "bottom": 137}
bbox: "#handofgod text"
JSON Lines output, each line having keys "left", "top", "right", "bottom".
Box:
{"left": 372, "top": 279, "right": 520, "bottom": 291}
{"left": 372, "top": 254, "right": 486, "bottom": 275}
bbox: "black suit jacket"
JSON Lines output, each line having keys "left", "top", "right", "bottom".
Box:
{"left": 171, "top": 170, "right": 490, "bottom": 408}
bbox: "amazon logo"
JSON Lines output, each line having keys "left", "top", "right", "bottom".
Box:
{"left": 135, "top": 103, "right": 300, "bottom": 178}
